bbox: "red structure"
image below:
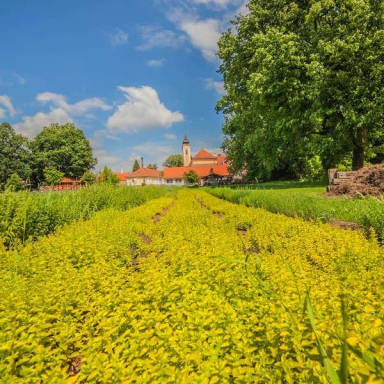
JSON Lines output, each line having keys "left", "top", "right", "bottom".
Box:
{"left": 39, "top": 177, "right": 83, "bottom": 192}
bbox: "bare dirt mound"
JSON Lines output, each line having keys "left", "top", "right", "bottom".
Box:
{"left": 328, "top": 164, "right": 384, "bottom": 198}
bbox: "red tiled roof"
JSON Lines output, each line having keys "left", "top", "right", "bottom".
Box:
{"left": 127, "top": 168, "right": 163, "bottom": 178}
{"left": 115, "top": 172, "right": 131, "bottom": 181}
{"left": 61, "top": 177, "right": 81, "bottom": 184}
{"left": 216, "top": 154, "right": 227, "bottom": 165}
{"left": 163, "top": 165, "right": 231, "bottom": 179}
{"left": 193, "top": 149, "right": 216, "bottom": 160}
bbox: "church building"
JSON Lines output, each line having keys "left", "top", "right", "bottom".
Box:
{"left": 117, "top": 135, "right": 232, "bottom": 186}
{"left": 162, "top": 134, "right": 232, "bottom": 186}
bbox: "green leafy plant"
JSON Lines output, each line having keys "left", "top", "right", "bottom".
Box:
{"left": 44, "top": 166, "right": 64, "bottom": 186}
{"left": 5, "top": 173, "right": 24, "bottom": 192}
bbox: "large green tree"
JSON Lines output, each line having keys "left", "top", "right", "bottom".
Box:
{"left": 0, "top": 122, "right": 31, "bottom": 188}
{"left": 217, "top": 0, "right": 384, "bottom": 177}
{"left": 30, "top": 123, "right": 96, "bottom": 184}
{"left": 163, "top": 154, "right": 183, "bottom": 168}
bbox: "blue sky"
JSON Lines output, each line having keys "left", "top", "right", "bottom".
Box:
{"left": 0, "top": 0, "right": 248, "bottom": 172}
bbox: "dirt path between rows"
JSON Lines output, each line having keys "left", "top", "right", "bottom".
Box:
{"left": 131, "top": 198, "right": 177, "bottom": 268}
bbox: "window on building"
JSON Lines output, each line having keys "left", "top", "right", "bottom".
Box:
{"left": 186, "top": 149, "right": 188, "bottom": 155}
{"left": 166, "top": 179, "right": 173, "bottom": 184}
{"left": 176, "top": 179, "right": 182, "bottom": 183}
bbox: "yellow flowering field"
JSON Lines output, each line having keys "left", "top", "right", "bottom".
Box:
{"left": 0, "top": 190, "right": 383, "bottom": 383}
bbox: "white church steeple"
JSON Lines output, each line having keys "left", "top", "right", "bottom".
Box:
{"left": 182, "top": 134, "right": 191, "bottom": 166}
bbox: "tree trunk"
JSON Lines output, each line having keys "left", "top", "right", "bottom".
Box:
{"left": 352, "top": 127, "right": 366, "bottom": 171}
{"left": 352, "top": 146, "right": 364, "bottom": 170}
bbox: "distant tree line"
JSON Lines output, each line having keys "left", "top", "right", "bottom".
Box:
{"left": 217, "top": 0, "right": 384, "bottom": 181}
{"left": 0, "top": 122, "right": 116, "bottom": 190}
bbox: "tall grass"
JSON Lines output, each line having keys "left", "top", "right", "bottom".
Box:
{"left": 206, "top": 186, "right": 384, "bottom": 241}
{"left": 0, "top": 185, "right": 174, "bottom": 249}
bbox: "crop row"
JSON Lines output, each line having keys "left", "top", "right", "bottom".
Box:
{"left": 0, "top": 184, "right": 174, "bottom": 249}
{"left": 205, "top": 186, "right": 384, "bottom": 241}
{"left": 0, "top": 190, "right": 383, "bottom": 383}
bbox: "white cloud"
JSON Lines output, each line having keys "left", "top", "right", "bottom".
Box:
{"left": 137, "top": 25, "right": 187, "bottom": 51}
{"left": 160, "top": 1, "right": 248, "bottom": 61}
{"left": 147, "top": 59, "right": 165, "bottom": 67}
{"left": 167, "top": 10, "right": 222, "bottom": 61}
{"left": 37, "top": 92, "right": 111, "bottom": 115}
{"left": 14, "top": 92, "right": 111, "bottom": 138}
{"left": 107, "top": 86, "right": 184, "bottom": 133}
{"left": 191, "top": 0, "right": 242, "bottom": 9}
{"left": 13, "top": 73, "right": 26, "bottom": 85}
{"left": 108, "top": 28, "right": 129, "bottom": 46}
{"left": 164, "top": 133, "right": 177, "bottom": 140}
{"left": 14, "top": 108, "right": 72, "bottom": 137}
{"left": 180, "top": 18, "right": 221, "bottom": 61}
{"left": 0, "top": 95, "right": 16, "bottom": 118}
{"left": 205, "top": 78, "right": 225, "bottom": 95}
{"left": 236, "top": 1, "right": 250, "bottom": 15}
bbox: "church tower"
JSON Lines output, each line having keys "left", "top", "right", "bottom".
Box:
{"left": 182, "top": 134, "right": 191, "bottom": 166}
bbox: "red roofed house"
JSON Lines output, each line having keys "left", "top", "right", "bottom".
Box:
{"left": 115, "top": 172, "right": 131, "bottom": 185}
{"left": 125, "top": 157, "right": 163, "bottom": 186}
{"left": 115, "top": 136, "right": 233, "bottom": 186}
{"left": 163, "top": 135, "right": 232, "bottom": 186}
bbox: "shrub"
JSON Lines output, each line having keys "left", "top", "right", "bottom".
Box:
{"left": 5, "top": 173, "right": 24, "bottom": 192}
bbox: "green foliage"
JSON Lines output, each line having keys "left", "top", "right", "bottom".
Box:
{"left": 303, "top": 156, "right": 326, "bottom": 182}
{"left": 99, "top": 166, "right": 120, "bottom": 185}
{"left": 43, "top": 166, "right": 64, "bottom": 186}
{"left": 0, "top": 122, "right": 31, "bottom": 189}
{"left": 0, "top": 190, "right": 382, "bottom": 382}
{"left": 184, "top": 169, "right": 199, "bottom": 185}
{"left": 30, "top": 123, "right": 96, "bottom": 185}
{"left": 206, "top": 184, "right": 384, "bottom": 241}
{"left": 81, "top": 170, "right": 96, "bottom": 186}
{"left": 163, "top": 154, "right": 183, "bottom": 168}
{"left": 0, "top": 184, "right": 173, "bottom": 249}
{"left": 217, "top": 0, "right": 384, "bottom": 176}
{"left": 5, "top": 173, "right": 24, "bottom": 192}
{"left": 147, "top": 163, "right": 158, "bottom": 170}
{"left": 132, "top": 159, "right": 140, "bottom": 172}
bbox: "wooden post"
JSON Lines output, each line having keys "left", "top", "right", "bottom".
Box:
{"left": 328, "top": 168, "right": 337, "bottom": 185}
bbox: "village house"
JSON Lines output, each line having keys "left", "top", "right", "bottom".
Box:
{"left": 163, "top": 135, "right": 232, "bottom": 185}
{"left": 115, "top": 135, "right": 232, "bottom": 186}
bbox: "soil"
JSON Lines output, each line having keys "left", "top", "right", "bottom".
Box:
{"left": 139, "top": 234, "right": 152, "bottom": 244}
{"left": 329, "top": 218, "right": 360, "bottom": 231}
{"left": 68, "top": 355, "right": 82, "bottom": 376}
{"left": 327, "top": 164, "right": 384, "bottom": 198}
{"left": 153, "top": 200, "right": 176, "bottom": 223}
